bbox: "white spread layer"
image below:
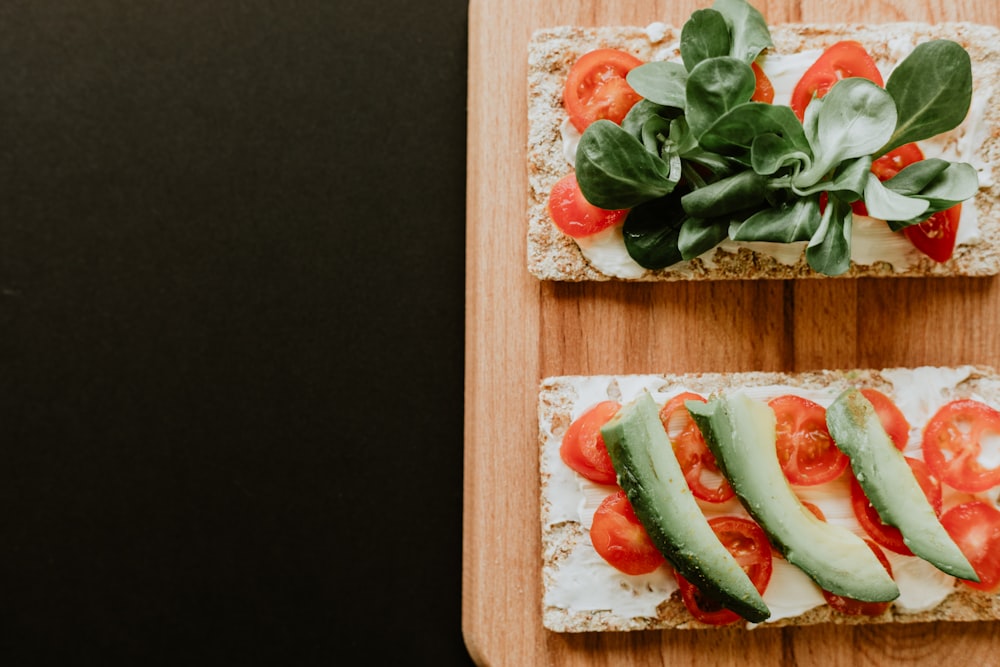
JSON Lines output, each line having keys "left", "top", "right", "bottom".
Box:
{"left": 560, "top": 47, "right": 988, "bottom": 279}
{"left": 541, "top": 366, "right": 1000, "bottom": 626}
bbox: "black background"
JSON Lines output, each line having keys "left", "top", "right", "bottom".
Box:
{"left": 2, "top": 1, "right": 473, "bottom": 664}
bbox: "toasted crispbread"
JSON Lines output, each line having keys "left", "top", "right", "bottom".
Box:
{"left": 539, "top": 366, "right": 1000, "bottom": 631}
{"left": 527, "top": 23, "right": 1000, "bottom": 281}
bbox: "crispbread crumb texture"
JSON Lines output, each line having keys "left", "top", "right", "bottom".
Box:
{"left": 527, "top": 23, "right": 1000, "bottom": 281}
{"left": 539, "top": 366, "right": 1000, "bottom": 632}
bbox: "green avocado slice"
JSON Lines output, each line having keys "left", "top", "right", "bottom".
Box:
{"left": 600, "top": 392, "right": 770, "bottom": 623}
{"left": 826, "top": 388, "right": 979, "bottom": 582}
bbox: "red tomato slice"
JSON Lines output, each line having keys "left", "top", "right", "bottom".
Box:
{"left": 823, "top": 539, "right": 894, "bottom": 616}
{"left": 659, "top": 392, "right": 734, "bottom": 503}
{"left": 590, "top": 489, "right": 667, "bottom": 575}
{"left": 769, "top": 395, "right": 848, "bottom": 486}
{"left": 547, "top": 173, "right": 629, "bottom": 239}
{"left": 750, "top": 61, "right": 774, "bottom": 103}
{"left": 560, "top": 400, "right": 621, "bottom": 485}
{"left": 850, "top": 457, "right": 942, "bottom": 555}
{"left": 904, "top": 204, "right": 962, "bottom": 263}
{"left": 860, "top": 388, "right": 911, "bottom": 450}
{"left": 790, "top": 40, "right": 884, "bottom": 121}
{"left": 921, "top": 399, "right": 1000, "bottom": 493}
{"left": 940, "top": 501, "right": 1000, "bottom": 593}
{"left": 563, "top": 48, "right": 644, "bottom": 133}
{"left": 676, "top": 516, "right": 773, "bottom": 625}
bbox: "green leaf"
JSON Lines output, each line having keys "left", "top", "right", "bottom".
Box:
{"left": 730, "top": 197, "right": 821, "bottom": 243}
{"left": 881, "top": 40, "right": 973, "bottom": 155}
{"left": 685, "top": 57, "right": 756, "bottom": 139}
{"left": 806, "top": 194, "right": 853, "bottom": 276}
{"left": 795, "top": 79, "right": 897, "bottom": 188}
{"left": 793, "top": 156, "right": 872, "bottom": 199}
{"left": 885, "top": 160, "right": 978, "bottom": 207}
{"left": 622, "top": 194, "right": 687, "bottom": 269}
{"left": 627, "top": 61, "right": 689, "bottom": 108}
{"left": 700, "top": 102, "right": 809, "bottom": 158}
{"left": 575, "top": 120, "right": 678, "bottom": 209}
{"left": 862, "top": 173, "right": 930, "bottom": 221}
{"left": 680, "top": 9, "right": 731, "bottom": 71}
{"left": 751, "top": 133, "right": 811, "bottom": 176}
{"left": 621, "top": 100, "right": 680, "bottom": 140}
{"left": 681, "top": 169, "right": 767, "bottom": 217}
{"left": 880, "top": 158, "right": 950, "bottom": 195}
{"left": 679, "top": 215, "right": 730, "bottom": 260}
{"left": 711, "top": 0, "right": 772, "bottom": 64}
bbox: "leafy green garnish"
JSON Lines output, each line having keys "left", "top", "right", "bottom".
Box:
{"left": 569, "top": 0, "right": 979, "bottom": 275}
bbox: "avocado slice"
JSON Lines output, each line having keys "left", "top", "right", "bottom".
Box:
{"left": 687, "top": 392, "right": 900, "bottom": 603}
{"left": 600, "top": 392, "right": 771, "bottom": 623}
{"left": 826, "top": 388, "right": 979, "bottom": 582}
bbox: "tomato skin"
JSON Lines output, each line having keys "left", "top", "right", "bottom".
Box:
{"left": 904, "top": 204, "right": 962, "bottom": 263}
{"left": 563, "top": 48, "right": 644, "bottom": 133}
{"left": 940, "top": 501, "right": 1000, "bottom": 593}
{"left": 547, "top": 173, "right": 629, "bottom": 238}
{"left": 769, "top": 395, "right": 848, "bottom": 486}
{"left": 790, "top": 40, "right": 884, "bottom": 120}
{"left": 676, "top": 516, "right": 773, "bottom": 625}
{"left": 750, "top": 61, "right": 774, "bottom": 103}
{"left": 590, "top": 489, "right": 667, "bottom": 575}
{"left": 560, "top": 400, "right": 621, "bottom": 485}
{"left": 659, "top": 392, "right": 734, "bottom": 503}
{"left": 921, "top": 399, "right": 1000, "bottom": 493}
{"left": 822, "top": 539, "right": 894, "bottom": 616}
{"left": 850, "top": 457, "right": 942, "bottom": 555}
{"left": 860, "top": 388, "right": 911, "bottom": 451}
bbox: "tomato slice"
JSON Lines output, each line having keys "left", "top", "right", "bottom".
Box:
{"left": 822, "top": 539, "right": 894, "bottom": 616}
{"left": 790, "top": 40, "right": 884, "bottom": 121}
{"left": 940, "top": 501, "right": 1000, "bottom": 593}
{"left": 921, "top": 399, "right": 1000, "bottom": 493}
{"left": 563, "top": 48, "right": 644, "bottom": 133}
{"left": 659, "top": 392, "right": 734, "bottom": 503}
{"left": 850, "top": 457, "right": 942, "bottom": 555}
{"left": 903, "top": 203, "right": 962, "bottom": 263}
{"left": 676, "top": 516, "right": 773, "bottom": 625}
{"left": 769, "top": 395, "right": 848, "bottom": 485}
{"left": 750, "top": 61, "right": 774, "bottom": 103}
{"left": 559, "top": 400, "right": 621, "bottom": 485}
{"left": 547, "top": 173, "right": 629, "bottom": 239}
{"left": 589, "top": 489, "right": 667, "bottom": 575}
{"left": 860, "top": 388, "right": 911, "bottom": 451}
{"left": 871, "top": 143, "right": 925, "bottom": 181}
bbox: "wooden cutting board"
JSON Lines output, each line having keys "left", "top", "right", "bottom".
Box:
{"left": 464, "top": 1, "right": 1000, "bottom": 664}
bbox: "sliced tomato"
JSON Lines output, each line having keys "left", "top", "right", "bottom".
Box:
{"left": 563, "top": 48, "right": 644, "bottom": 133}
{"left": 590, "top": 489, "right": 666, "bottom": 575}
{"left": 921, "top": 399, "right": 1000, "bottom": 493}
{"left": 547, "top": 173, "right": 629, "bottom": 239}
{"left": 823, "top": 539, "right": 894, "bottom": 616}
{"left": 790, "top": 40, "right": 884, "bottom": 121}
{"left": 769, "top": 395, "right": 848, "bottom": 485}
{"left": 659, "top": 392, "right": 734, "bottom": 503}
{"left": 903, "top": 204, "right": 962, "bottom": 263}
{"left": 850, "top": 457, "right": 942, "bottom": 555}
{"left": 750, "top": 61, "right": 774, "bottom": 103}
{"left": 940, "top": 501, "right": 1000, "bottom": 593}
{"left": 560, "top": 400, "right": 621, "bottom": 485}
{"left": 676, "top": 516, "right": 773, "bottom": 625}
{"left": 860, "top": 388, "right": 911, "bottom": 450}
{"left": 871, "top": 143, "right": 924, "bottom": 181}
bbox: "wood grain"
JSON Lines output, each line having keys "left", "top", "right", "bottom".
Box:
{"left": 464, "top": 1, "right": 1000, "bottom": 664}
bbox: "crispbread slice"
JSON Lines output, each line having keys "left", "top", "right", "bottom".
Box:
{"left": 539, "top": 367, "right": 1000, "bottom": 631}
{"left": 527, "top": 23, "right": 1000, "bottom": 281}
